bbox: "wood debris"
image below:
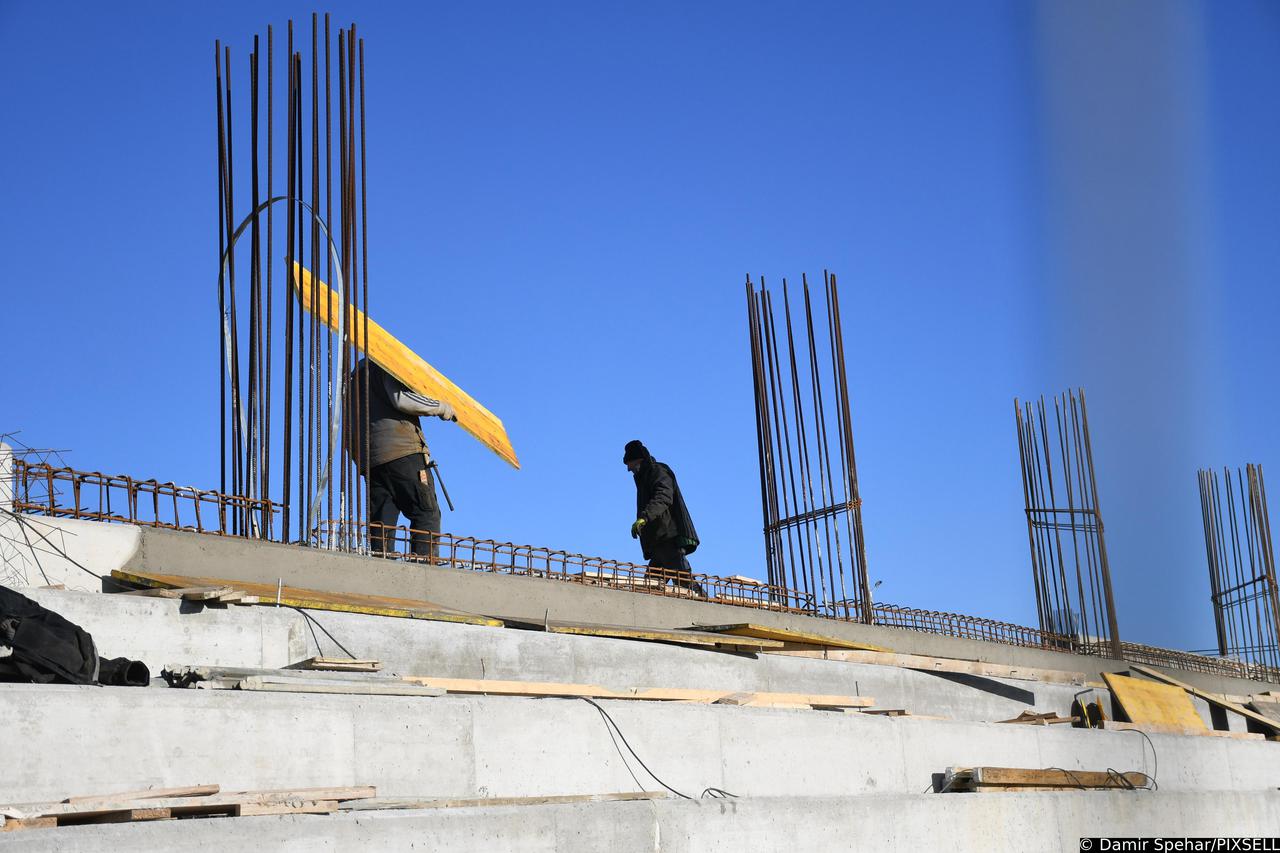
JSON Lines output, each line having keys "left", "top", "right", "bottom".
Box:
{"left": 996, "top": 710, "right": 1078, "bottom": 726}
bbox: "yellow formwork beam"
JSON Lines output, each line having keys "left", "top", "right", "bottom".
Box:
{"left": 292, "top": 263, "right": 519, "bottom": 469}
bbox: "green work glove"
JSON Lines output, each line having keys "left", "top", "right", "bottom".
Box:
{"left": 630, "top": 518, "right": 647, "bottom": 539}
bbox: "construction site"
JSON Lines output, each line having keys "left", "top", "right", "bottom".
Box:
{"left": 3, "top": 6, "right": 1280, "bottom": 852}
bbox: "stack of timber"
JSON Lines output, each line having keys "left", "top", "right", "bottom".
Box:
{"left": 0, "top": 785, "right": 666, "bottom": 833}
{"left": 996, "top": 710, "right": 1078, "bottom": 726}
{"left": 941, "top": 767, "right": 1152, "bottom": 794}
{"left": 0, "top": 785, "right": 377, "bottom": 832}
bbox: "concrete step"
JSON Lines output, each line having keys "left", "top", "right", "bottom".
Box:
{"left": 2, "top": 791, "right": 1277, "bottom": 852}
{"left": 2, "top": 682, "right": 1274, "bottom": 806}
{"left": 19, "top": 588, "right": 1119, "bottom": 724}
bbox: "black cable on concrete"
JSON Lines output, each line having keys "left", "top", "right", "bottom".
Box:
{"left": 579, "top": 697, "right": 692, "bottom": 800}
{"left": 1119, "top": 727, "right": 1159, "bottom": 790}
{"left": 284, "top": 604, "right": 357, "bottom": 660}
{"left": 580, "top": 697, "right": 739, "bottom": 801}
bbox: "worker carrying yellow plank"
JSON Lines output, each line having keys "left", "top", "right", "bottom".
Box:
{"left": 624, "top": 441, "right": 704, "bottom": 597}
{"left": 348, "top": 358, "right": 458, "bottom": 560}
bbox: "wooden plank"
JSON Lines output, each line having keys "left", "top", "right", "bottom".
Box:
{"left": 1, "top": 817, "right": 56, "bottom": 832}
{"left": 342, "top": 791, "right": 666, "bottom": 811}
{"left": 545, "top": 622, "right": 784, "bottom": 650}
{"left": 767, "top": 648, "right": 1088, "bottom": 685}
{"left": 292, "top": 263, "right": 517, "bottom": 469}
{"left": 1, "top": 788, "right": 377, "bottom": 821}
{"left": 235, "top": 800, "right": 337, "bottom": 816}
{"left": 84, "top": 807, "right": 173, "bottom": 825}
{"left": 1103, "top": 672, "right": 1207, "bottom": 733}
{"left": 693, "top": 623, "right": 890, "bottom": 652}
{"left": 953, "top": 767, "right": 1148, "bottom": 789}
{"left": 121, "top": 586, "right": 237, "bottom": 601}
{"left": 996, "top": 711, "right": 1078, "bottom": 725}
{"left": 400, "top": 675, "right": 872, "bottom": 707}
{"left": 1248, "top": 700, "right": 1280, "bottom": 724}
{"left": 66, "top": 784, "right": 219, "bottom": 804}
{"left": 111, "top": 569, "right": 501, "bottom": 627}
{"left": 237, "top": 677, "right": 445, "bottom": 697}
{"left": 287, "top": 657, "right": 383, "bottom": 672}
{"left": 1125, "top": 664, "right": 1280, "bottom": 735}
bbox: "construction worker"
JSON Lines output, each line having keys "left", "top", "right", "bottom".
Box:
{"left": 624, "top": 440, "right": 705, "bottom": 597}
{"left": 348, "top": 358, "right": 456, "bottom": 560}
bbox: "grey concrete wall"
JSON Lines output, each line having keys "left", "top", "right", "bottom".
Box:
{"left": 1, "top": 683, "right": 1274, "bottom": 805}
{"left": 19, "top": 589, "right": 305, "bottom": 673}
{"left": 14, "top": 587, "right": 1098, "bottom": 722}
{"left": 122, "top": 526, "right": 1280, "bottom": 696}
{"left": 4, "top": 791, "right": 1278, "bottom": 853}
{"left": 0, "top": 515, "right": 138, "bottom": 592}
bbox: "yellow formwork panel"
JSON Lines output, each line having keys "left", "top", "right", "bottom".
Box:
{"left": 1103, "top": 672, "right": 1207, "bottom": 733}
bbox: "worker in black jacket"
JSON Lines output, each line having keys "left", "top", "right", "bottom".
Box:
{"left": 348, "top": 359, "right": 457, "bottom": 559}
{"left": 624, "top": 440, "right": 705, "bottom": 596}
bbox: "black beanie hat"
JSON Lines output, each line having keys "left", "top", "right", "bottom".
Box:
{"left": 623, "top": 440, "right": 650, "bottom": 464}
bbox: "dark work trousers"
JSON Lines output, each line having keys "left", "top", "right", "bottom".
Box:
{"left": 645, "top": 541, "right": 705, "bottom": 596}
{"left": 368, "top": 453, "right": 441, "bottom": 559}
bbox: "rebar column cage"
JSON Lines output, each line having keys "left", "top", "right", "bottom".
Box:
{"left": 1014, "top": 389, "right": 1122, "bottom": 659}
{"left": 745, "top": 272, "right": 873, "bottom": 622}
{"left": 1198, "top": 464, "right": 1280, "bottom": 676}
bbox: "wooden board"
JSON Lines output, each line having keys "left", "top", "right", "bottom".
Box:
{"left": 400, "top": 675, "right": 872, "bottom": 708}
{"left": 1103, "top": 672, "right": 1207, "bottom": 734}
{"left": 691, "top": 623, "right": 890, "bottom": 652}
{"left": 543, "top": 622, "right": 784, "bottom": 651}
{"left": 344, "top": 792, "right": 666, "bottom": 811}
{"left": 287, "top": 657, "right": 383, "bottom": 672}
{"left": 1127, "top": 663, "right": 1280, "bottom": 736}
{"left": 111, "top": 569, "right": 501, "bottom": 627}
{"left": 292, "top": 263, "right": 518, "bottom": 468}
{"left": 768, "top": 648, "right": 1089, "bottom": 685}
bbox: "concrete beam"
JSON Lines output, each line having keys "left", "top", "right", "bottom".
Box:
{"left": 1, "top": 683, "right": 1274, "bottom": 806}
{"left": 119, "top": 526, "right": 1280, "bottom": 696}
{"left": 2, "top": 791, "right": 1277, "bottom": 852}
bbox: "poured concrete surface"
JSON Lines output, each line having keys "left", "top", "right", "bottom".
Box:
{"left": 2, "top": 682, "right": 1274, "bottom": 805}
{"left": 4, "top": 791, "right": 1278, "bottom": 853}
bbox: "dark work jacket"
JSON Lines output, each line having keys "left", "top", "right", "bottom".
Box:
{"left": 347, "top": 360, "right": 427, "bottom": 472}
{"left": 633, "top": 458, "right": 699, "bottom": 559}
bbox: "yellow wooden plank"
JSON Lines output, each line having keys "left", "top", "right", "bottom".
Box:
{"left": 110, "top": 569, "right": 501, "bottom": 627}
{"left": 692, "top": 623, "right": 890, "bottom": 652}
{"left": 292, "top": 263, "right": 518, "bottom": 469}
{"left": 1102, "top": 672, "right": 1207, "bottom": 733}
{"left": 546, "top": 623, "right": 784, "bottom": 650}
{"left": 1127, "top": 663, "right": 1280, "bottom": 735}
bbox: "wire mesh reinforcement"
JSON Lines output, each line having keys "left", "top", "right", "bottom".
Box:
{"left": 8, "top": 459, "right": 1278, "bottom": 684}
{"left": 9, "top": 460, "right": 278, "bottom": 537}
{"left": 1198, "top": 464, "right": 1280, "bottom": 677}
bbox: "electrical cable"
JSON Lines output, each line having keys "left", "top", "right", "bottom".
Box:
{"left": 579, "top": 697, "right": 738, "bottom": 801}
{"left": 1119, "top": 727, "right": 1159, "bottom": 790}
{"left": 284, "top": 604, "right": 357, "bottom": 659}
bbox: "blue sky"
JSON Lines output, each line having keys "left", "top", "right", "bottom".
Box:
{"left": 2, "top": 1, "right": 1277, "bottom": 651}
